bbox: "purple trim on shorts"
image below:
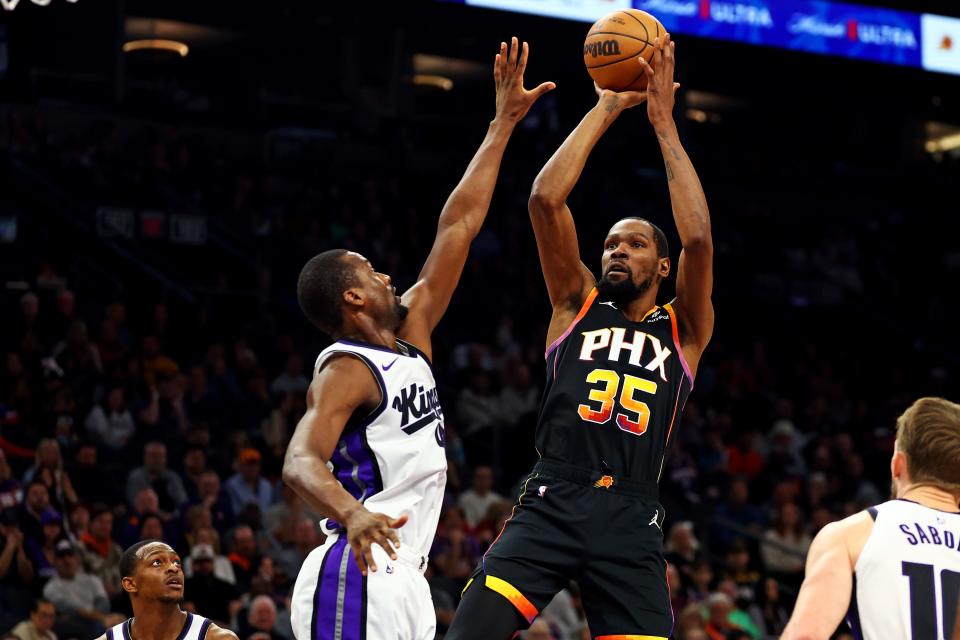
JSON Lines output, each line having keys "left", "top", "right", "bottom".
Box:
{"left": 314, "top": 537, "right": 366, "bottom": 639}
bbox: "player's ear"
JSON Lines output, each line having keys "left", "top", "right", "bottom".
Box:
{"left": 342, "top": 287, "right": 365, "bottom": 310}
{"left": 891, "top": 449, "right": 907, "bottom": 482}
{"left": 658, "top": 257, "right": 671, "bottom": 278}
{"left": 122, "top": 575, "right": 137, "bottom": 595}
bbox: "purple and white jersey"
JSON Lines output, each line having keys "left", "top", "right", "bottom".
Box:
{"left": 849, "top": 499, "right": 960, "bottom": 640}
{"left": 290, "top": 338, "right": 445, "bottom": 640}
{"left": 314, "top": 338, "right": 447, "bottom": 559}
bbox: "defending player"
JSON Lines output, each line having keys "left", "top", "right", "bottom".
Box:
{"left": 782, "top": 397, "right": 960, "bottom": 640}
{"left": 97, "top": 540, "right": 237, "bottom": 640}
{"left": 283, "top": 38, "right": 554, "bottom": 640}
{"left": 447, "top": 33, "right": 712, "bottom": 639}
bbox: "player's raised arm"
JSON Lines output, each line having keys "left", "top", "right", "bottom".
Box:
{"left": 400, "top": 37, "right": 554, "bottom": 356}
{"left": 282, "top": 356, "right": 407, "bottom": 576}
{"left": 527, "top": 79, "right": 648, "bottom": 339}
{"left": 781, "top": 519, "right": 861, "bottom": 640}
{"left": 641, "top": 34, "right": 713, "bottom": 371}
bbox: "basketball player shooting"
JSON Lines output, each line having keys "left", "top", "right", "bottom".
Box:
{"left": 97, "top": 540, "right": 237, "bottom": 640}
{"left": 447, "top": 33, "right": 713, "bottom": 640}
{"left": 782, "top": 397, "right": 960, "bottom": 640}
{"left": 282, "top": 37, "right": 554, "bottom": 640}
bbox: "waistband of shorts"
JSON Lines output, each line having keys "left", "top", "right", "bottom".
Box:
{"left": 394, "top": 545, "right": 429, "bottom": 575}
{"left": 533, "top": 459, "right": 659, "bottom": 499}
{"left": 323, "top": 531, "right": 429, "bottom": 575}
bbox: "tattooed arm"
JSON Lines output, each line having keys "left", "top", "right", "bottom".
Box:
{"left": 641, "top": 34, "right": 713, "bottom": 375}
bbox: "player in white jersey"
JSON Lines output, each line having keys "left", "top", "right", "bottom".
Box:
{"left": 96, "top": 540, "right": 238, "bottom": 640}
{"left": 282, "top": 37, "right": 555, "bottom": 640}
{"left": 783, "top": 397, "right": 960, "bottom": 640}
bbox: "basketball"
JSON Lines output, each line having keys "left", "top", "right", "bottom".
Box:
{"left": 583, "top": 9, "right": 665, "bottom": 92}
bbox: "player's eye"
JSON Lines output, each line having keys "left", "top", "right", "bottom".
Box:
{"left": 633, "top": 242, "right": 644, "bottom": 248}
{"left": 606, "top": 243, "right": 616, "bottom": 250}
{"left": 153, "top": 559, "right": 161, "bottom": 566}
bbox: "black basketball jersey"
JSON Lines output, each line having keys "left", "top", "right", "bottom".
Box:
{"left": 536, "top": 288, "right": 694, "bottom": 483}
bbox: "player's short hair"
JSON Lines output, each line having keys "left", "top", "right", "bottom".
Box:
{"left": 896, "top": 397, "right": 960, "bottom": 492}
{"left": 297, "top": 249, "right": 359, "bottom": 335}
{"left": 616, "top": 217, "right": 669, "bottom": 259}
{"left": 119, "top": 539, "right": 162, "bottom": 580}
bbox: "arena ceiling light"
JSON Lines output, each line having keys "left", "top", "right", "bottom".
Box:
{"left": 925, "top": 122, "right": 960, "bottom": 154}
{"left": 122, "top": 39, "right": 189, "bottom": 57}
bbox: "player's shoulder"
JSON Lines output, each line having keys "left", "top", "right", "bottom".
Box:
{"left": 813, "top": 509, "right": 875, "bottom": 561}
{"left": 205, "top": 622, "right": 239, "bottom": 640}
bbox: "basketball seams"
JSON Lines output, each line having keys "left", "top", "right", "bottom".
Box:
{"left": 617, "top": 10, "right": 651, "bottom": 43}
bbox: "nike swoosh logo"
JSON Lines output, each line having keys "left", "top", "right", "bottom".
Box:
{"left": 382, "top": 358, "right": 399, "bottom": 371}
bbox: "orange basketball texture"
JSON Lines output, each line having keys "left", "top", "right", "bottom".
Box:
{"left": 583, "top": 9, "right": 664, "bottom": 92}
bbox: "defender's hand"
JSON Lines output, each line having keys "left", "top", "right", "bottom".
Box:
{"left": 344, "top": 508, "right": 407, "bottom": 576}
{"left": 638, "top": 33, "right": 681, "bottom": 126}
{"left": 494, "top": 36, "right": 556, "bottom": 124}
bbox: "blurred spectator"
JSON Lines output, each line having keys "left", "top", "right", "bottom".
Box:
{"left": 77, "top": 506, "right": 122, "bottom": 599}
{"left": 22, "top": 441, "right": 78, "bottom": 516}
{"left": 726, "top": 430, "right": 765, "bottom": 480}
{"left": 183, "top": 471, "right": 235, "bottom": 533}
{"left": 42, "top": 540, "right": 116, "bottom": 638}
{"left": 238, "top": 594, "right": 280, "bottom": 640}
{"left": 687, "top": 560, "right": 714, "bottom": 605}
{"left": 95, "top": 319, "right": 129, "bottom": 375}
{"left": 51, "top": 321, "right": 103, "bottom": 394}
{"left": 138, "top": 514, "right": 166, "bottom": 542}
{"left": 225, "top": 449, "right": 273, "bottom": 516}
{"left": 184, "top": 527, "right": 236, "bottom": 585}
{"left": 263, "top": 484, "right": 314, "bottom": 548}
{"left": 723, "top": 541, "right": 762, "bottom": 606}
{"left": 181, "top": 446, "right": 208, "bottom": 501}
{"left": 183, "top": 544, "right": 240, "bottom": 626}
{"left": 228, "top": 525, "right": 261, "bottom": 592}
{"left": 764, "top": 420, "right": 806, "bottom": 479}
{"left": 1, "top": 508, "right": 36, "bottom": 629}
{"left": 674, "top": 603, "right": 707, "bottom": 640}
{"left": 119, "top": 489, "right": 176, "bottom": 548}
{"left": 665, "top": 521, "right": 700, "bottom": 589}
{"left": 456, "top": 370, "right": 500, "bottom": 438}
{"left": 125, "top": 442, "right": 188, "bottom": 516}
{"left": 432, "top": 507, "right": 480, "bottom": 581}
{"left": 0, "top": 450, "right": 23, "bottom": 510}
{"left": 457, "top": 466, "right": 506, "bottom": 528}
{"left": 139, "top": 336, "right": 179, "bottom": 387}
{"left": 8, "top": 599, "right": 57, "bottom": 640}
{"left": 269, "top": 355, "right": 309, "bottom": 397}
{"left": 761, "top": 502, "right": 810, "bottom": 580}
{"left": 704, "top": 592, "right": 738, "bottom": 640}
{"left": 66, "top": 504, "right": 89, "bottom": 542}
{"left": 68, "top": 445, "right": 118, "bottom": 506}
{"left": 42, "top": 291, "right": 77, "bottom": 347}
{"left": 716, "top": 579, "right": 762, "bottom": 639}
{"left": 269, "top": 518, "right": 320, "bottom": 587}
{"left": 711, "top": 479, "right": 765, "bottom": 549}
{"left": 26, "top": 509, "right": 66, "bottom": 582}
{"left": 83, "top": 386, "right": 135, "bottom": 453}
{"left": 748, "top": 577, "right": 789, "bottom": 639}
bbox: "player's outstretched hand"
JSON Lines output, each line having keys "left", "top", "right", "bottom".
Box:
{"left": 638, "top": 33, "right": 681, "bottom": 126}
{"left": 494, "top": 36, "right": 556, "bottom": 124}
{"left": 344, "top": 508, "right": 408, "bottom": 576}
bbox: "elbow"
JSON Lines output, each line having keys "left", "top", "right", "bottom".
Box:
{"left": 281, "top": 456, "right": 304, "bottom": 490}
{"left": 528, "top": 184, "right": 563, "bottom": 215}
{"left": 683, "top": 234, "right": 713, "bottom": 256}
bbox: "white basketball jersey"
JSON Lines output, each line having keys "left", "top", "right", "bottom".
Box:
{"left": 850, "top": 499, "right": 960, "bottom": 640}
{"left": 314, "top": 338, "right": 447, "bottom": 557}
{"left": 107, "top": 613, "right": 210, "bottom": 640}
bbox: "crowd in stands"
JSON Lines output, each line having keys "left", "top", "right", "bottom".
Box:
{"left": 2, "top": 97, "right": 956, "bottom": 640}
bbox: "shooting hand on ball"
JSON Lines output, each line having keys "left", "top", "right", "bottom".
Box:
{"left": 639, "top": 33, "right": 681, "bottom": 127}
{"left": 494, "top": 36, "right": 556, "bottom": 124}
